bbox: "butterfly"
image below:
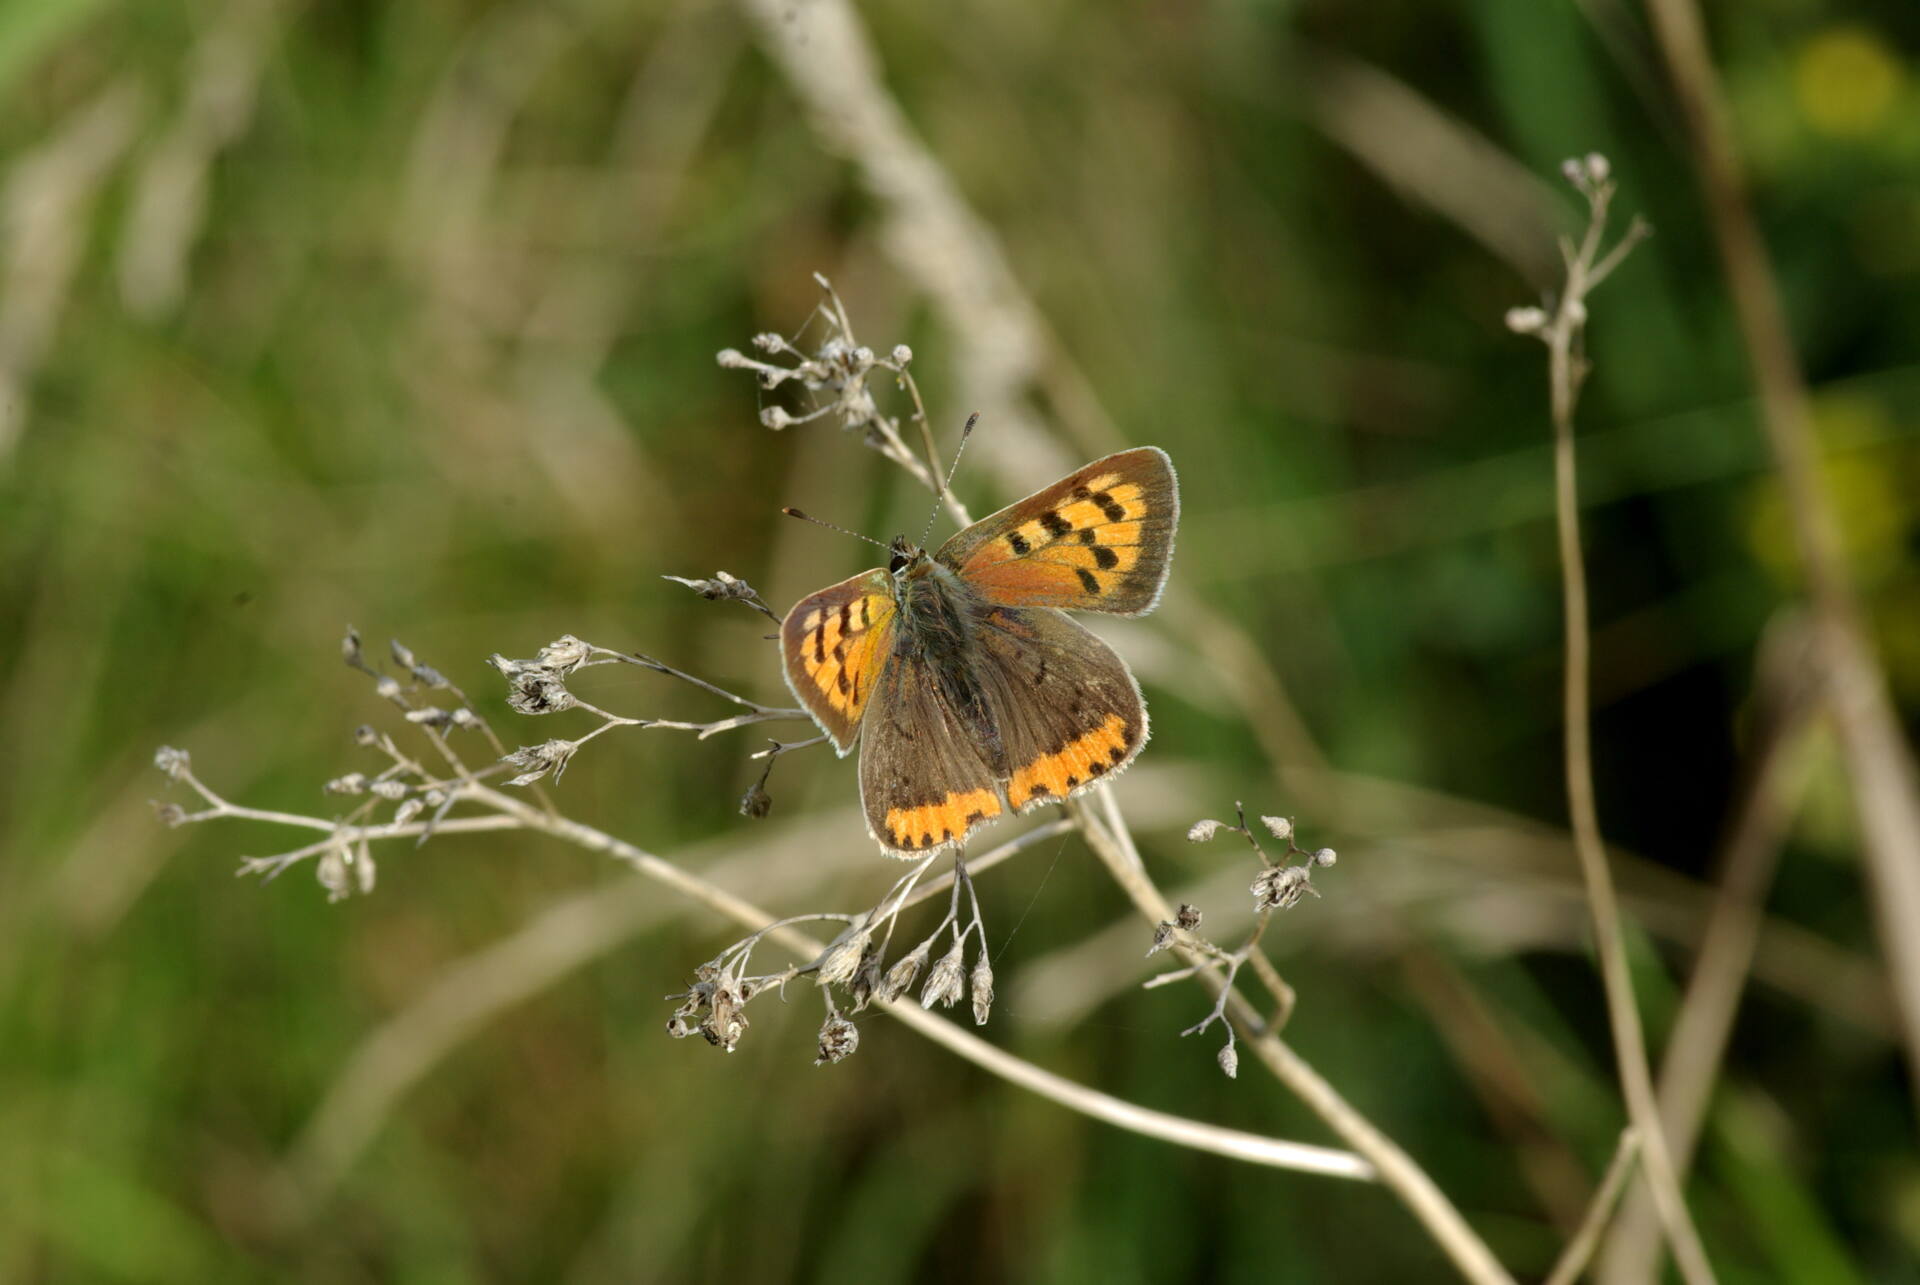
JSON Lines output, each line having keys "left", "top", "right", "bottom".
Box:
{"left": 780, "top": 447, "right": 1178, "bottom": 857}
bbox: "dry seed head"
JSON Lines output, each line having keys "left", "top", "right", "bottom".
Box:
{"left": 341, "top": 627, "right": 364, "bottom": 668}
{"left": 1312, "top": 847, "right": 1337, "bottom": 868}
{"left": 393, "top": 797, "right": 423, "bottom": 825}
{"left": 970, "top": 959, "right": 995, "bottom": 1026}
{"left": 1175, "top": 903, "right": 1202, "bottom": 931}
{"left": 1187, "top": 818, "right": 1225, "bottom": 843}
{"left": 1505, "top": 306, "right": 1549, "bottom": 335}
{"left": 1251, "top": 864, "right": 1318, "bottom": 912}
{"left": 701, "top": 988, "right": 748, "bottom": 1052}
{"left": 920, "top": 943, "right": 967, "bottom": 1009}
{"left": 1218, "top": 1042, "right": 1239, "bottom": 1079}
{"left": 1261, "top": 815, "right": 1293, "bottom": 842}
{"left": 813, "top": 929, "right": 873, "bottom": 989}
{"left": 353, "top": 724, "right": 379, "bottom": 747}
{"left": 317, "top": 845, "right": 352, "bottom": 903}
{"left": 535, "top": 636, "right": 592, "bottom": 674}
{"left": 390, "top": 639, "right": 417, "bottom": 672}
{"left": 326, "top": 772, "right": 368, "bottom": 795}
{"left": 152, "top": 801, "right": 188, "bottom": 828}
{"left": 154, "top": 746, "right": 191, "bottom": 780}
{"left": 503, "top": 739, "right": 578, "bottom": 787}
{"left": 815, "top": 1014, "right": 860, "bottom": 1065}
{"left": 370, "top": 779, "right": 407, "bottom": 801}
{"left": 879, "top": 941, "right": 932, "bottom": 1001}
{"left": 502, "top": 670, "right": 576, "bottom": 716}
{"left": 738, "top": 779, "right": 772, "bottom": 818}
{"left": 849, "top": 941, "right": 886, "bottom": 1012}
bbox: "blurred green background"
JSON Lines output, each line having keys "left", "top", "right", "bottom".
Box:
{"left": 2, "top": 0, "right": 1917, "bottom": 1280}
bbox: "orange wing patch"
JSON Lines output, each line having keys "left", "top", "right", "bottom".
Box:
{"left": 781, "top": 571, "right": 897, "bottom": 755}
{"left": 882, "top": 788, "right": 1004, "bottom": 851}
{"left": 937, "top": 447, "right": 1177, "bottom": 616}
{"left": 1007, "top": 713, "right": 1135, "bottom": 810}
{"left": 793, "top": 593, "right": 890, "bottom": 720}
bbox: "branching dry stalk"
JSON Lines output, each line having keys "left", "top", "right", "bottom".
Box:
{"left": 1507, "top": 155, "right": 1716, "bottom": 1285}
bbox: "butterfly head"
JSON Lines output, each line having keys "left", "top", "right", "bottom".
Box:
{"left": 886, "top": 535, "right": 927, "bottom": 579}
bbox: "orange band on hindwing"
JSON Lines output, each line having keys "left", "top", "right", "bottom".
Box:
{"left": 1007, "top": 713, "right": 1136, "bottom": 810}
{"left": 882, "top": 789, "right": 1003, "bottom": 851}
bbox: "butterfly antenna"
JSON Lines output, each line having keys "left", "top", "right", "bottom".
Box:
{"left": 781, "top": 507, "right": 890, "bottom": 551}
{"left": 919, "top": 411, "right": 980, "bottom": 548}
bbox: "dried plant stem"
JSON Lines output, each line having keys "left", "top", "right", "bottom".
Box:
{"left": 1541, "top": 180, "right": 1716, "bottom": 1285}
{"left": 1641, "top": 0, "right": 1920, "bottom": 1125}
{"left": 436, "top": 787, "right": 1375, "bottom": 1180}
{"left": 1070, "top": 798, "right": 1517, "bottom": 1285}
{"left": 1543, "top": 1128, "right": 1641, "bottom": 1285}
{"left": 1597, "top": 618, "right": 1821, "bottom": 1284}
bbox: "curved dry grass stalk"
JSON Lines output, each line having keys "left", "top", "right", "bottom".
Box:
{"left": 1641, "top": 0, "right": 1920, "bottom": 1129}
{"left": 1597, "top": 616, "right": 1822, "bottom": 1283}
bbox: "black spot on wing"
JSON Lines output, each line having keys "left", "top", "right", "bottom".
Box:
{"left": 1092, "top": 545, "right": 1119, "bottom": 570}
{"left": 1040, "top": 510, "right": 1071, "bottom": 538}
{"left": 1075, "top": 568, "right": 1099, "bottom": 594}
{"left": 1007, "top": 530, "right": 1030, "bottom": 556}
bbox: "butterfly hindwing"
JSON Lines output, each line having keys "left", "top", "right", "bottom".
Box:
{"left": 859, "top": 644, "right": 1005, "bottom": 854}
{"left": 779, "top": 569, "right": 897, "bottom": 756}
{"left": 937, "top": 447, "right": 1177, "bottom": 616}
{"left": 966, "top": 605, "right": 1148, "bottom": 812}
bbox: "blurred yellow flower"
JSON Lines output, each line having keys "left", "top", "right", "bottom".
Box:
{"left": 1795, "top": 26, "right": 1904, "bottom": 137}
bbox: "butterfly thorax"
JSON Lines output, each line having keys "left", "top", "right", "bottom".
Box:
{"left": 889, "top": 547, "right": 1010, "bottom": 776}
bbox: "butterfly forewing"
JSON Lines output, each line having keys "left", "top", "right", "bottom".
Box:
{"left": 779, "top": 569, "right": 897, "bottom": 755}
{"left": 859, "top": 646, "right": 1005, "bottom": 854}
{"left": 967, "top": 606, "right": 1147, "bottom": 812}
{"left": 936, "top": 447, "right": 1177, "bottom": 616}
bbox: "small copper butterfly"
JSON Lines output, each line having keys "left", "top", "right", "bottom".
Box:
{"left": 780, "top": 446, "right": 1179, "bottom": 856}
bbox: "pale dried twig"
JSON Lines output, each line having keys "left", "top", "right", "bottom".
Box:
{"left": 1508, "top": 154, "right": 1715, "bottom": 1285}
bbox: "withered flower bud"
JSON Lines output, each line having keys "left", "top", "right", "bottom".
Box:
{"left": 1186, "top": 819, "right": 1224, "bottom": 843}
{"left": 353, "top": 724, "right": 379, "bottom": 747}
{"left": 970, "top": 959, "right": 995, "bottom": 1026}
{"left": 341, "top": 626, "right": 364, "bottom": 668}
{"left": 739, "top": 779, "right": 772, "bottom": 819}
{"left": 920, "top": 943, "right": 967, "bottom": 1010}
{"left": 1312, "top": 847, "right": 1337, "bottom": 868}
{"left": 152, "top": 801, "right": 188, "bottom": 828}
{"left": 848, "top": 941, "right": 885, "bottom": 1012}
{"left": 316, "top": 846, "right": 351, "bottom": 903}
{"left": 1175, "top": 904, "right": 1202, "bottom": 931}
{"left": 536, "top": 636, "right": 592, "bottom": 675}
{"left": 815, "top": 1014, "right": 860, "bottom": 1065}
{"left": 813, "top": 929, "right": 873, "bottom": 989}
{"left": 502, "top": 740, "right": 578, "bottom": 787}
{"left": 370, "top": 779, "right": 407, "bottom": 801}
{"left": 326, "top": 772, "right": 368, "bottom": 795}
{"left": 1218, "top": 1042, "right": 1239, "bottom": 1079}
{"left": 1251, "top": 864, "right": 1317, "bottom": 912}
{"left": 504, "top": 671, "right": 576, "bottom": 716}
{"left": 389, "top": 639, "right": 418, "bottom": 672}
{"left": 879, "top": 941, "right": 932, "bottom": 1001}
{"left": 1261, "top": 816, "right": 1293, "bottom": 842}
{"left": 701, "top": 986, "right": 748, "bottom": 1052}
{"left": 393, "top": 797, "right": 423, "bottom": 825}
{"left": 154, "top": 746, "right": 191, "bottom": 780}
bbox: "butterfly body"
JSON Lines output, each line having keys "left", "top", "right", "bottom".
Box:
{"left": 782, "top": 447, "right": 1177, "bottom": 857}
